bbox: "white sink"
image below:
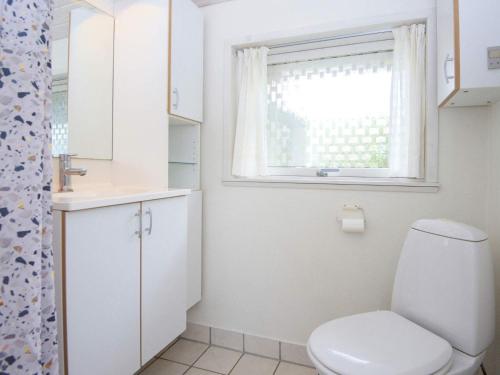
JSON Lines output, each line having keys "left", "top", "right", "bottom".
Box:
{"left": 52, "top": 186, "right": 191, "bottom": 211}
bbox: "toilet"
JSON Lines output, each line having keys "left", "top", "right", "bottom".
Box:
{"left": 307, "top": 219, "right": 495, "bottom": 375}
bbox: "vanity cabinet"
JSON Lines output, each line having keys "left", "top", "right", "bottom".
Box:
{"left": 57, "top": 204, "right": 141, "bottom": 375}
{"left": 437, "top": 0, "right": 500, "bottom": 107}
{"left": 186, "top": 190, "right": 202, "bottom": 308}
{"left": 168, "top": 124, "right": 202, "bottom": 309}
{"left": 168, "top": 0, "right": 204, "bottom": 123}
{"left": 141, "top": 197, "right": 187, "bottom": 363}
{"left": 54, "top": 195, "right": 188, "bottom": 375}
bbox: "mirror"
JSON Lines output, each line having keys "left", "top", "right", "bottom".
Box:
{"left": 52, "top": 0, "right": 114, "bottom": 159}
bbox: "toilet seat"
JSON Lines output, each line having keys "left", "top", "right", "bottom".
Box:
{"left": 307, "top": 311, "right": 453, "bottom": 375}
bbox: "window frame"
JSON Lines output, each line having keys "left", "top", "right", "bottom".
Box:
{"left": 222, "top": 9, "right": 439, "bottom": 192}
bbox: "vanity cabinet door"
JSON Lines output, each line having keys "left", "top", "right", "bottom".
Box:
{"left": 187, "top": 190, "right": 202, "bottom": 309}
{"left": 64, "top": 203, "right": 141, "bottom": 375}
{"left": 141, "top": 196, "right": 187, "bottom": 364}
{"left": 169, "top": 0, "right": 204, "bottom": 123}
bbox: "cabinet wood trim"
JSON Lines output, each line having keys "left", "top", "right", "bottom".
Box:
{"left": 61, "top": 212, "right": 69, "bottom": 375}
{"left": 167, "top": 0, "right": 173, "bottom": 115}
{"left": 139, "top": 203, "right": 143, "bottom": 364}
{"left": 440, "top": 0, "right": 461, "bottom": 107}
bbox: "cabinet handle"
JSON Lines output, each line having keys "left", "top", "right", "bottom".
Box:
{"left": 444, "top": 53, "right": 455, "bottom": 84}
{"left": 144, "top": 208, "right": 153, "bottom": 235}
{"left": 134, "top": 211, "right": 142, "bottom": 238}
{"left": 173, "top": 88, "right": 179, "bottom": 110}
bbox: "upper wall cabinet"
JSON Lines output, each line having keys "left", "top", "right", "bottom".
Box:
{"left": 437, "top": 0, "right": 500, "bottom": 107}
{"left": 169, "top": 0, "right": 204, "bottom": 123}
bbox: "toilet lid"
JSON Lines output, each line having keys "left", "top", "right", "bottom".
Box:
{"left": 308, "top": 311, "right": 452, "bottom": 375}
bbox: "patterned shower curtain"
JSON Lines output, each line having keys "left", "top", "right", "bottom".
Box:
{"left": 0, "top": 0, "right": 58, "bottom": 374}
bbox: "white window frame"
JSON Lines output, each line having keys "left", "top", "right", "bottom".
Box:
{"left": 222, "top": 9, "right": 439, "bottom": 192}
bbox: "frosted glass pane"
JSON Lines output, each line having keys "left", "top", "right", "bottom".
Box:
{"left": 267, "top": 51, "right": 392, "bottom": 169}
{"left": 52, "top": 90, "right": 69, "bottom": 156}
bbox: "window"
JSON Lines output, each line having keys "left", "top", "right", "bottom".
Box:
{"left": 267, "top": 47, "right": 393, "bottom": 178}
{"left": 228, "top": 22, "right": 436, "bottom": 188}
{"left": 52, "top": 78, "right": 69, "bottom": 156}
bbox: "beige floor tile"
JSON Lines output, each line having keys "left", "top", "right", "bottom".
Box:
{"left": 193, "top": 346, "right": 242, "bottom": 374}
{"left": 140, "top": 359, "right": 188, "bottom": 375}
{"left": 230, "top": 354, "right": 278, "bottom": 375}
{"left": 185, "top": 368, "right": 220, "bottom": 375}
{"left": 161, "top": 339, "right": 209, "bottom": 365}
{"left": 275, "top": 362, "right": 317, "bottom": 375}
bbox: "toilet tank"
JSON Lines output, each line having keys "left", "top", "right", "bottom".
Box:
{"left": 391, "top": 219, "right": 495, "bottom": 356}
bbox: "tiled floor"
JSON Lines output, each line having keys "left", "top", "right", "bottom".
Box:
{"left": 140, "top": 338, "right": 317, "bottom": 375}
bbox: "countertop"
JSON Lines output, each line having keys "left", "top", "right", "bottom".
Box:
{"left": 52, "top": 186, "right": 191, "bottom": 211}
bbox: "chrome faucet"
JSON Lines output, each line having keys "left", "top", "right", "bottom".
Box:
{"left": 58, "top": 154, "right": 87, "bottom": 192}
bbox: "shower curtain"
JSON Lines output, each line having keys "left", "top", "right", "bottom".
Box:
{"left": 0, "top": 0, "right": 58, "bottom": 373}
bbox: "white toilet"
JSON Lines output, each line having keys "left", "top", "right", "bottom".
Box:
{"left": 307, "top": 219, "right": 495, "bottom": 375}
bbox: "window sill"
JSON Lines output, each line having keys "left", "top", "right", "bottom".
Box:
{"left": 223, "top": 175, "right": 440, "bottom": 193}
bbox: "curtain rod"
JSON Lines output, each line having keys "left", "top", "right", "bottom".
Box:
{"left": 267, "top": 29, "right": 394, "bottom": 51}
{"left": 267, "top": 38, "right": 394, "bottom": 58}
{"left": 267, "top": 48, "right": 394, "bottom": 67}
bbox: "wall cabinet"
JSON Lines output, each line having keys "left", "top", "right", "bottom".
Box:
{"left": 54, "top": 196, "right": 188, "bottom": 375}
{"left": 168, "top": 0, "right": 204, "bottom": 123}
{"left": 166, "top": 0, "right": 203, "bottom": 309}
{"left": 437, "top": 0, "right": 500, "bottom": 107}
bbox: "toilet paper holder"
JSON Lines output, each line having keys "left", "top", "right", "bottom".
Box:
{"left": 337, "top": 204, "right": 365, "bottom": 233}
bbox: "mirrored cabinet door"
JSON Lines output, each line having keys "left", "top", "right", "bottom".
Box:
{"left": 52, "top": 0, "right": 114, "bottom": 160}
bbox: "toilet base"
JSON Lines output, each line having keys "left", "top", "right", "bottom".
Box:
{"left": 447, "top": 350, "right": 486, "bottom": 375}
{"left": 307, "top": 344, "right": 486, "bottom": 375}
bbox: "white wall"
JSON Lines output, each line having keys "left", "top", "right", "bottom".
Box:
{"left": 51, "top": 38, "right": 68, "bottom": 77}
{"left": 188, "top": 0, "right": 498, "bottom": 373}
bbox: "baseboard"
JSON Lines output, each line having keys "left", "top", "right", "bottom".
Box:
{"left": 181, "top": 322, "right": 313, "bottom": 367}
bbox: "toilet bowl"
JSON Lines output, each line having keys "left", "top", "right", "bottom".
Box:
{"left": 307, "top": 219, "right": 495, "bottom": 375}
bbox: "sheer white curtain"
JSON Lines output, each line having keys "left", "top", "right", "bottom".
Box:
{"left": 390, "top": 24, "right": 427, "bottom": 178}
{"left": 232, "top": 47, "right": 269, "bottom": 177}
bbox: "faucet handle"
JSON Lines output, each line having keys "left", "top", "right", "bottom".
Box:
{"left": 59, "top": 153, "right": 77, "bottom": 163}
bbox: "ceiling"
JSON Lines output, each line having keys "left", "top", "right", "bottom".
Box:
{"left": 53, "top": 0, "right": 233, "bottom": 39}
{"left": 192, "top": 0, "right": 234, "bottom": 7}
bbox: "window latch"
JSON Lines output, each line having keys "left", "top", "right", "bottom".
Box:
{"left": 317, "top": 168, "right": 340, "bottom": 177}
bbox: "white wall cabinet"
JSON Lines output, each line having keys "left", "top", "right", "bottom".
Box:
{"left": 437, "top": 0, "right": 500, "bottom": 107}
{"left": 168, "top": 0, "right": 204, "bottom": 123}
{"left": 54, "top": 196, "right": 188, "bottom": 375}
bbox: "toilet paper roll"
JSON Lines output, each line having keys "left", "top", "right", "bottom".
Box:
{"left": 341, "top": 218, "right": 365, "bottom": 233}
